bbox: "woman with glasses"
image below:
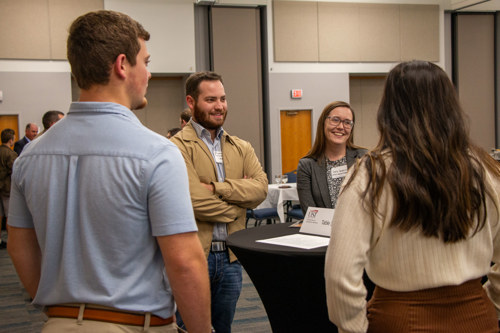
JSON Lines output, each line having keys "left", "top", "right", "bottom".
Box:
{"left": 325, "top": 61, "right": 500, "bottom": 332}
{"left": 297, "top": 101, "right": 367, "bottom": 214}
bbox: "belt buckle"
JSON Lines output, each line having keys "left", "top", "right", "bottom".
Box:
{"left": 211, "top": 241, "right": 226, "bottom": 252}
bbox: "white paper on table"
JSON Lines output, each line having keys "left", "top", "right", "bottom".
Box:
{"left": 256, "top": 234, "right": 330, "bottom": 249}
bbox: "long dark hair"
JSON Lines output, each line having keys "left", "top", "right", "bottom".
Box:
{"left": 304, "top": 101, "right": 362, "bottom": 161}
{"left": 354, "top": 60, "right": 500, "bottom": 243}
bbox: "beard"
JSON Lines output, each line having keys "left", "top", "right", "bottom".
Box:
{"left": 192, "top": 102, "right": 227, "bottom": 130}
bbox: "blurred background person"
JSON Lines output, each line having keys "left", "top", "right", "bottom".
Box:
{"left": 35, "top": 110, "right": 64, "bottom": 138}
{"left": 297, "top": 101, "right": 366, "bottom": 214}
{"left": 325, "top": 61, "right": 500, "bottom": 333}
{"left": 166, "top": 127, "right": 181, "bottom": 139}
{"left": 0, "top": 128, "right": 17, "bottom": 249}
{"left": 14, "top": 123, "right": 38, "bottom": 155}
{"left": 179, "top": 108, "right": 191, "bottom": 128}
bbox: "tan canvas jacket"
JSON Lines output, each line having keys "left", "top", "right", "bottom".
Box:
{"left": 171, "top": 122, "right": 268, "bottom": 261}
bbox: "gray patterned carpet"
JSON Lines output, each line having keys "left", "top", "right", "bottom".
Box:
{"left": 0, "top": 223, "right": 272, "bottom": 333}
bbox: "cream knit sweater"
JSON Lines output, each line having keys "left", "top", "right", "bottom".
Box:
{"left": 325, "top": 158, "right": 500, "bottom": 333}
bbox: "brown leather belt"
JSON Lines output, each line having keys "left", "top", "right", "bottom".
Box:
{"left": 46, "top": 305, "right": 174, "bottom": 327}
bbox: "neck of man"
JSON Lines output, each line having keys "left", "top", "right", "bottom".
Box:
{"left": 79, "top": 85, "right": 131, "bottom": 110}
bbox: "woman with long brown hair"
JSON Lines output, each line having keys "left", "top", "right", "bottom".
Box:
{"left": 325, "top": 61, "right": 500, "bottom": 332}
{"left": 297, "top": 101, "right": 366, "bottom": 214}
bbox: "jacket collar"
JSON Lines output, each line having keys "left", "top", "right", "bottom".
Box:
{"left": 181, "top": 121, "right": 235, "bottom": 145}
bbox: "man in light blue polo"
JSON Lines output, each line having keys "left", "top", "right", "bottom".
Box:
{"left": 7, "top": 10, "right": 210, "bottom": 333}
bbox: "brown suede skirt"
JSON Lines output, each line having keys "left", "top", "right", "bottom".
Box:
{"left": 367, "top": 278, "right": 499, "bottom": 333}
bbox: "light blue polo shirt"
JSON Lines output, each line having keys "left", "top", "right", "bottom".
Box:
{"left": 8, "top": 102, "right": 197, "bottom": 318}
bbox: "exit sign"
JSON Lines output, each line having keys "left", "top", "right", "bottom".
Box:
{"left": 291, "top": 89, "right": 302, "bottom": 99}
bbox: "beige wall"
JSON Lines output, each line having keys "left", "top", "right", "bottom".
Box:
{"left": 0, "top": 0, "right": 103, "bottom": 60}
{"left": 455, "top": 14, "right": 496, "bottom": 150}
{"left": 211, "top": 7, "right": 265, "bottom": 163}
{"left": 273, "top": 1, "right": 439, "bottom": 62}
{"left": 349, "top": 76, "right": 385, "bottom": 150}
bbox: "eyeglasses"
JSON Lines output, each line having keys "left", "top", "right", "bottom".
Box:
{"left": 326, "top": 116, "right": 354, "bottom": 129}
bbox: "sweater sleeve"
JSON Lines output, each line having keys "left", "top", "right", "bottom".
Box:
{"left": 483, "top": 169, "right": 500, "bottom": 319}
{"left": 325, "top": 168, "right": 372, "bottom": 333}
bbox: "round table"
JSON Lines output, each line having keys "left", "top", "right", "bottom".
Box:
{"left": 227, "top": 223, "right": 337, "bottom": 332}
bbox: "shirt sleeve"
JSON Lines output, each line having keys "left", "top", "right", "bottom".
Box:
{"left": 324, "top": 168, "right": 372, "bottom": 333}
{"left": 147, "top": 145, "right": 198, "bottom": 236}
{"left": 7, "top": 159, "right": 34, "bottom": 228}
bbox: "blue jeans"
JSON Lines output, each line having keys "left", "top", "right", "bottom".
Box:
{"left": 176, "top": 251, "right": 242, "bottom": 333}
{"left": 209, "top": 251, "right": 242, "bottom": 333}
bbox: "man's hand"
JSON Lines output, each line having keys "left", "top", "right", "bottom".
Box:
{"left": 200, "top": 181, "right": 215, "bottom": 193}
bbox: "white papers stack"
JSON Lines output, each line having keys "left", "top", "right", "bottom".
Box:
{"left": 257, "top": 234, "right": 330, "bottom": 249}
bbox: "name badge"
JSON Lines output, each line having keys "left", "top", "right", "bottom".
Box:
{"left": 214, "top": 151, "right": 223, "bottom": 163}
{"left": 331, "top": 165, "right": 347, "bottom": 179}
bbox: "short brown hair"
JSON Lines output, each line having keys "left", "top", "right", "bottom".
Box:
{"left": 67, "top": 10, "right": 150, "bottom": 90}
{"left": 1, "top": 129, "right": 15, "bottom": 144}
{"left": 180, "top": 108, "right": 191, "bottom": 123}
{"left": 42, "top": 110, "right": 64, "bottom": 130}
{"left": 185, "top": 72, "right": 223, "bottom": 100}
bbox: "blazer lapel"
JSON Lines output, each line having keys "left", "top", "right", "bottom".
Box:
{"left": 312, "top": 159, "right": 332, "bottom": 209}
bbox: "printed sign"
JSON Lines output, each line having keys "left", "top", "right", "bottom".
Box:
{"left": 299, "top": 207, "right": 335, "bottom": 237}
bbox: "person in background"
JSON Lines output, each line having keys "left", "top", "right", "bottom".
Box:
{"left": 14, "top": 123, "right": 38, "bottom": 155}
{"left": 7, "top": 10, "right": 210, "bottom": 333}
{"left": 171, "top": 71, "right": 268, "bottom": 333}
{"left": 166, "top": 127, "right": 181, "bottom": 139}
{"left": 297, "top": 101, "right": 367, "bottom": 214}
{"left": 325, "top": 60, "right": 500, "bottom": 333}
{"left": 0, "top": 128, "right": 17, "bottom": 249}
{"left": 35, "top": 110, "right": 64, "bottom": 138}
{"left": 180, "top": 108, "right": 191, "bottom": 128}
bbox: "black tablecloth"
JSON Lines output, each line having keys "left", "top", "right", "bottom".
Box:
{"left": 227, "top": 223, "right": 337, "bottom": 333}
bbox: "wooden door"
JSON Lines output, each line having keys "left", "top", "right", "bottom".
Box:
{"left": 0, "top": 115, "right": 20, "bottom": 144}
{"left": 280, "top": 110, "right": 311, "bottom": 174}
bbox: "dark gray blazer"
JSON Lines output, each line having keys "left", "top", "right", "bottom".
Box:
{"left": 296, "top": 147, "right": 367, "bottom": 214}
